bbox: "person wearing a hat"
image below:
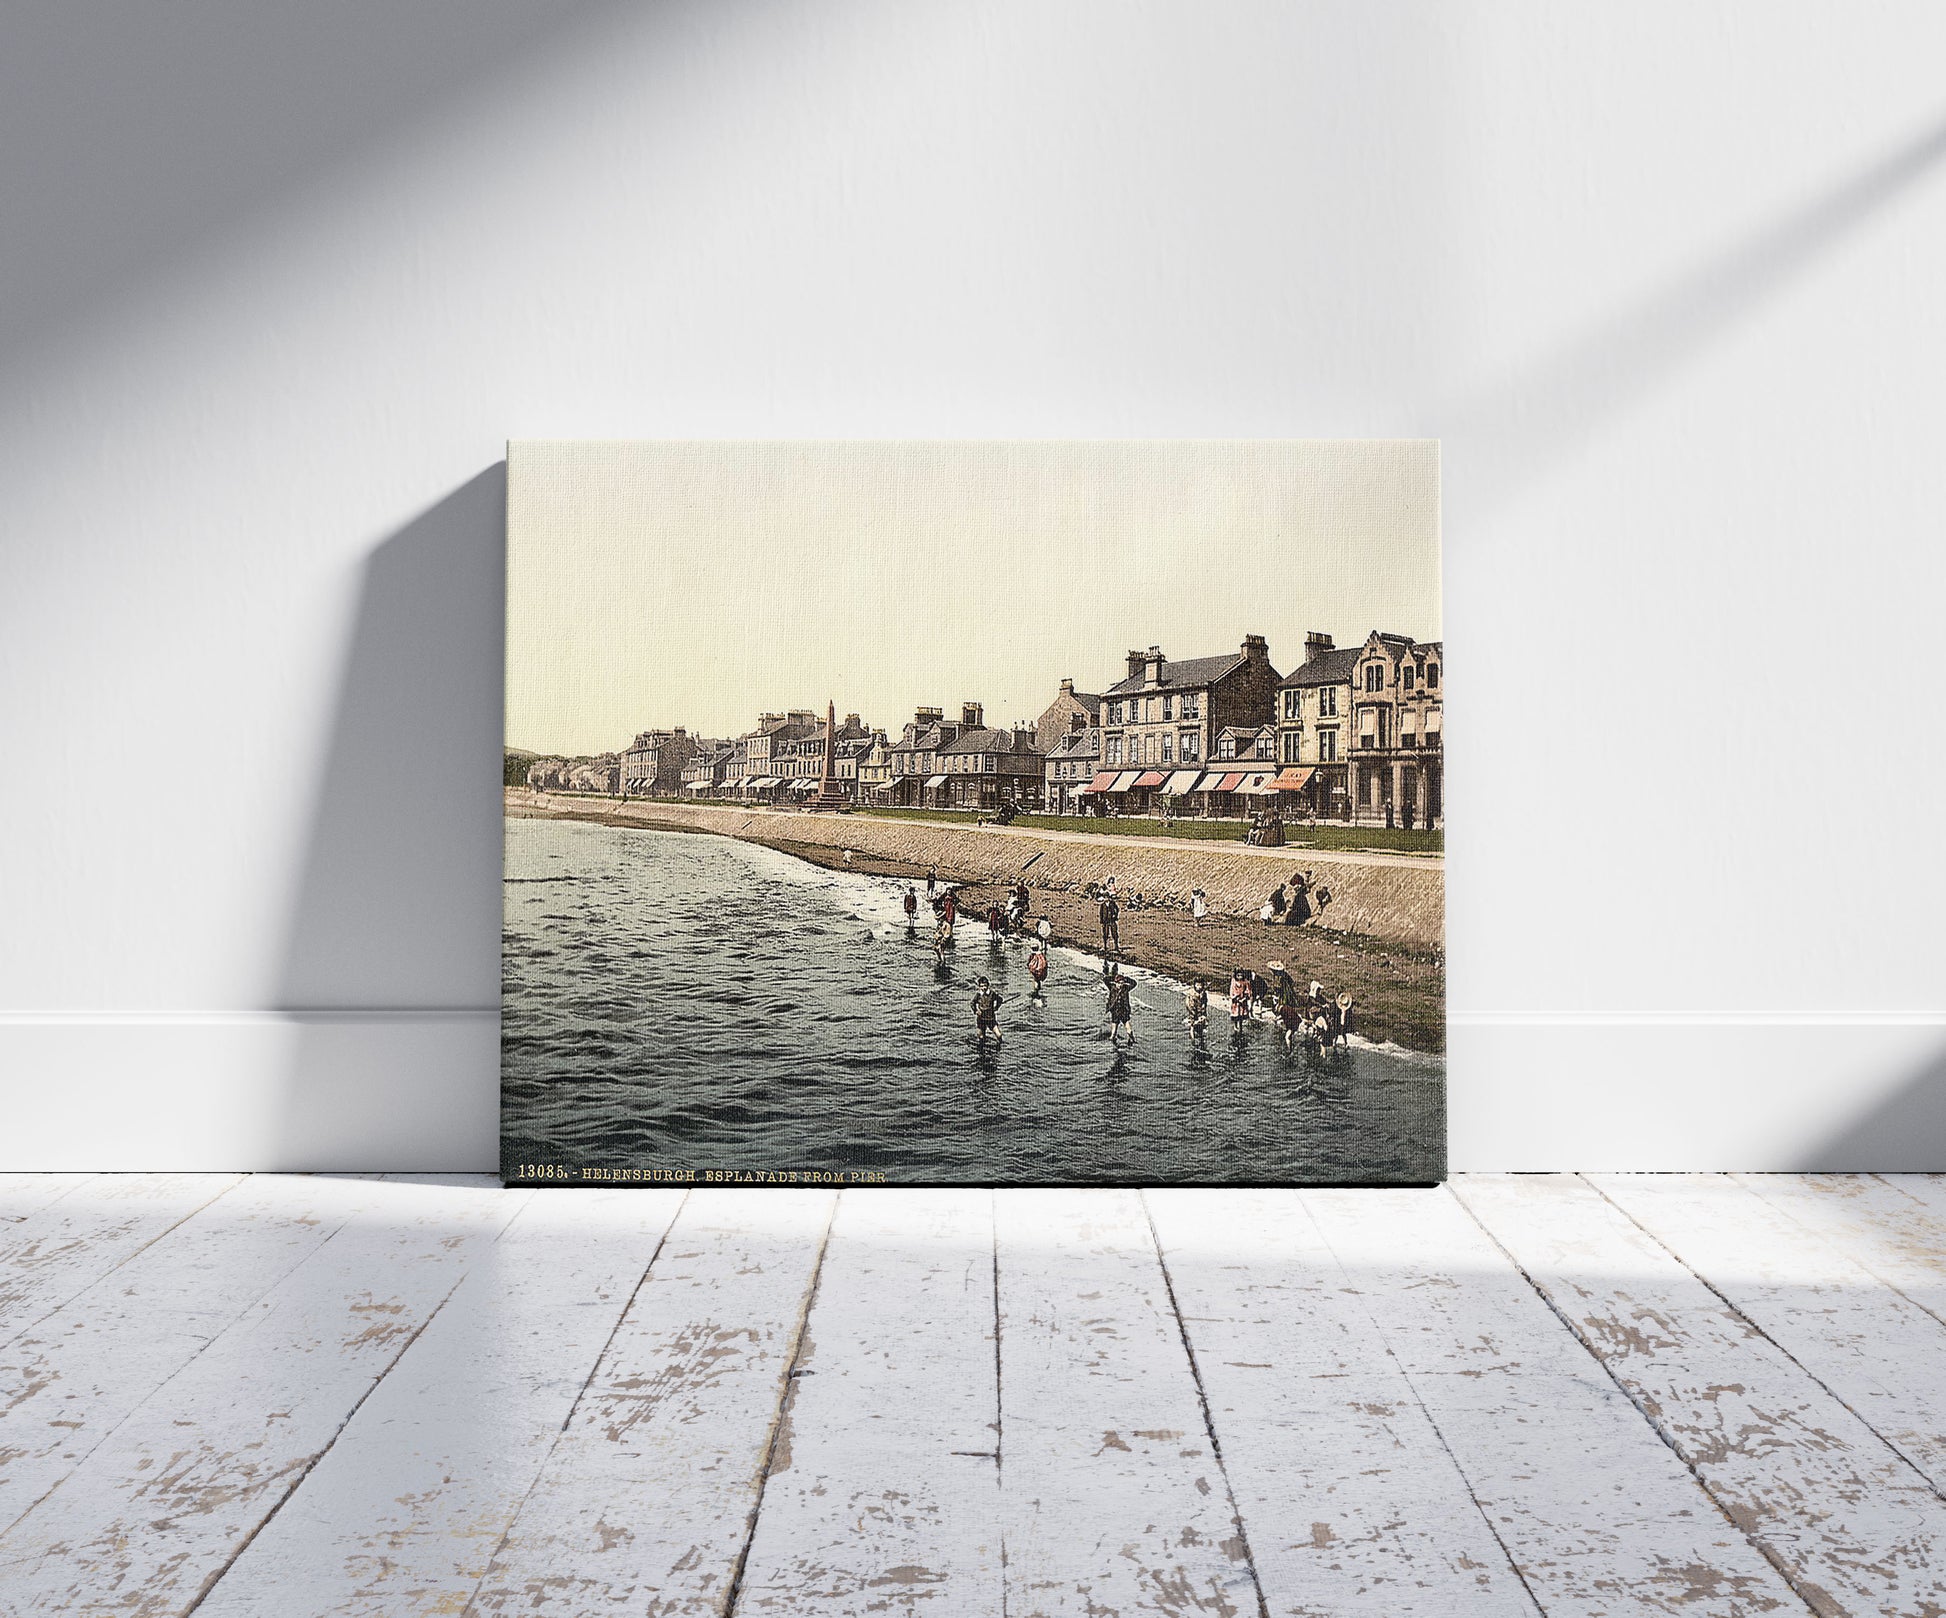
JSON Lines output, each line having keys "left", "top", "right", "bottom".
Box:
{"left": 1335, "top": 992, "right": 1357, "bottom": 1045}
{"left": 1104, "top": 963, "right": 1135, "bottom": 1044}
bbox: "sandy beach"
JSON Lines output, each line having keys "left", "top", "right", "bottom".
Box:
{"left": 508, "top": 799, "right": 1445, "bottom": 1055}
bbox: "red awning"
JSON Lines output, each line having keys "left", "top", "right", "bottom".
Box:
{"left": 1271, "top": 766, "right": 1315, "bottom": 792}
{"left": 1133, "top": 771, "right": 1167, "bottom": 789}
{"left": 1209, "top": 771, "right": 1242, "bottom": 792}
{"left": 1083, "top": 771, "right": 1119, "bottom": 794}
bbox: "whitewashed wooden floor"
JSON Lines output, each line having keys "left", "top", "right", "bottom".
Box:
{"left": 2, "top": 1177, "right": 1945, "bottom": 1616}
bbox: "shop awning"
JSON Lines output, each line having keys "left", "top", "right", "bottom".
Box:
{"left": 1133, "top": 771, "right": 1167, "bottom": 789}
{"left": 1082, "top": 770, "right": 1119, "bottom": 794}
{"left": 1236, "top": 771, "right": 1278, "bottom": 795}
{"left": 1110, "top": 770, "right": 1141, "bottom": 792}
{"left": 792, "top": 779, "right": 817, "bottom": 792}
{"left": 1271, "top": 767, "right": 1315, "bottom": 792}
{"left": 1163, "top": 770, "right": 1202, "bottom": 794}
{"left": 878, "top": 776, "right": 908, "bottom": 790}
{"left": 1211, "top": 771, "right": 1245, "bottom": 792}
{"left": 686, "top": 781, "right": 710, "bottom": 791}
{"left": 751, "top": 776, "right": 777, "bottom": 788}
{"left": 924, "top": 773, "right": 949, "bottom": 789}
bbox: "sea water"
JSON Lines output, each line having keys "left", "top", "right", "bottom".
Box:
{"left": 502, "top": 816, "right": 1444, "bottom": 1184}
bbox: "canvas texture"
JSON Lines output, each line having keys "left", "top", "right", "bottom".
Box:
{"left": 503, "top": 441, "right": 1443, "bottom": 1186}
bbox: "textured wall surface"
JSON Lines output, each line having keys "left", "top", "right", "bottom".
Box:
{"left": 4, "top": 3, "right": 1943, "bottom": 1168}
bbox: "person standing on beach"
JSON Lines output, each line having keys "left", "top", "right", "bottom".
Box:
{"left": 1099, "top": 892, "right": 1120, "bottom": 954}
{"left": 1036, "top": 913, "right": 1052, "bottom": 946}
{"left": 1190, "top": 887, "right": 1208, "bottom": 925}
{"left": 1105, "top": 964, "right": 1134, "bottom": 1045}
{"left": 926, "top": 865, "right": 938, "bottom": 899}
{"left": 986, "top": 901, "right": 1004, "bottom": 942}
{"left": 1266, "top": 882, "right": 1288, "bottom": 924}
{"left": 972, "top": 977, "right": 1004, "bottom": 1045}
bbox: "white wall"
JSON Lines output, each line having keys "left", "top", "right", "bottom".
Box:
{"left": 5, "top": 1, "right": 1943, "bottom": 1171}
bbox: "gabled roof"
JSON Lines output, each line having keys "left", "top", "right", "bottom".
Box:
{"left": 1280, "top": 646, "right": 1362, "bottom": 689}
{"left": 1066, "top": 690, "right": 1103, "bottom": 716}
{"left": 1047, "top": 726, "right": 1101, "bottom": 760}
{"left": 940, "top": 727, "right": 1039, "bottom": 756}
{"left": 1105, "top": 651, "right": 1246, "bottom": 697}
{"left": 1216, "top": 722, "right": 1275, "bottom": 741}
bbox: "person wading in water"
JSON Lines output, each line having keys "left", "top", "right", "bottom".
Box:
{"left": 1229, "top": 968, "right": 1252, "bottom": 1035}
{"left": 1028, "top": 944, "right": 1049, "bottom": 1002}
{"left": 1105, "top": 964, "right": 1135, "bottom": 1045}
{"left": 972, "top": 976, "right": 1004, "bottom": 1046}
{"left": 1184, "top": 978, "right": 1210, "bottom": 1050}
{"left": 902, "top": 885, "right": 918, "bottom": 933}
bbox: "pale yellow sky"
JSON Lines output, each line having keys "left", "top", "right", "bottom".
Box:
{"left": 506, "top": 440, "right": 1439, "bottom": 755}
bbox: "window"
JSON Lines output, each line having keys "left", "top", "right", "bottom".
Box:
{"left": 1180, "top": 730, "right": 1199, "bottom": 761}
{"left": 1106, "top": 735, "right": 1122, "bottom": 764}
{"left": 1282, "top": 689, "right": 1300, "bottom": 721}
{"left": 1161, "top": 734, "right": 1174, "bottom": 763}
{"left": 1107, "top": 700, "right": 1122, "bottom": 725}
{"left": 1427, "top": 663, "right": 1440, "bottom": 687}
{"left": 1181, "top": 693, "right": 1200, "bottom": 719}
{"left": 1365, "top": 664, "right": 1384, "bottom": 692}
{"left": 1317, "top": 727, "right": 1338, "bottom": 762}
{"left": 1282, "top": 730, "right": 1301, "bottom": 763}
{"left": 1218, "top": 734, "right": 1235, "bottom": 760}
{"left": 1318, "top": 687, "right": 1338, "bottom": 717}
{"left": 1403, "top": 666, "right": 1416, "bottom": 690}
{"left": 1162, "top": 694, "right": 1175, "bottom": 721}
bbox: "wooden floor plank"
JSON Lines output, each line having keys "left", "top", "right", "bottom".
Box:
{"left": 995, "top": 1187, "right": 1261, "bottom": 1618}
{"left": 0, "top": 1174, "right": 245, "bottom": 1348}
{"left": 732, "top": 1188, "right": 1003, "bottom": 1615}
{"left": 0, "top": 1175, "right": 414, "bottom": 1537}
{"left": 1146, "top": 1188, "right": 1539, "bottom": 1616}
{"left": 1733, "top": 1176, "right": 1946, "bottom": 1325}
{"left": 0, "top": 1176, "right": 527, "bottom": 1616}
{"left": 1304, "top": 1186, "right": 1806, "bottom": 1616}
{"left": 1594, "top": 1173, "right": 1946, "bottom": 1499}
{"left": 0, "top": 1175, "right": 96, "bottom": 1223}
{"left": 190, "top": 1187, "right": 687, "bottom": 1617}
{"left": 1458, "top": 1174, "right": 1946, "bottom": 1617}
{"left": 464, "top": 1188, "right": 837, "bottom": 1616}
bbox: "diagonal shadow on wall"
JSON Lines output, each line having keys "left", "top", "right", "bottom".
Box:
{"left": 271, "top": 465, "right": 506, "bottom": 1170}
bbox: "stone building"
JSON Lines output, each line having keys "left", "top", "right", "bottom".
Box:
{"left": 772, "top": 711, "right": 871, "bottom": 801}
{"left": 739, "top": 711, "right": 816, "bottom": 800}
{"left": 621, "top": 728, "right": 698, "bottom": 797}
{"left": 1033, "top": 678, "right": 1101, "bottom": 754}
{"left": 1346, "top": 631, "right": 1443, "bottom": 828}
{"left": 527, "top": 754, "right": 621, "bottom": 794}
{"left": 880, "top": 703, "right": 980, "bottom": 806}
{"left": 1273, "top": 631, "right": 1361, "bottom": 818}
{"left": 680, "top": 740, "right": 734, "bottom": 796}
{"left": 1043, "top": 725, "right": 1100, "bottom": 815}
{"left": 1097, "top": 636, "right": 1281, "bottom": 812}
{"left": 940, "top": 723, "right": 1043, "bottom": 811}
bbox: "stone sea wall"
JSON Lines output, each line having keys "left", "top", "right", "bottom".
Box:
{"left": 511, "top": 791, "right": 1444, "bottom": 951}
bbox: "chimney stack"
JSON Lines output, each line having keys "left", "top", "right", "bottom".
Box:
{"left": 1242, "top": 633, "right": 1269, "bottom": 662}
{"left": 962, "top": 701, "right": 985, "bottom": 729}
{"left": 916, "top": 705, "right": 942, "bottom": 726}
{"left": 1127, "top": 649, "right": 1145, "bottom": 680}
{"left": 1303, "top": 630, "right": 1333, "bottom": 664}
{"left": 1059, "top": 678, "right": 1074, "bottom": 696}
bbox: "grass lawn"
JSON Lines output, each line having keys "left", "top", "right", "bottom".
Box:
{"left": 848, "top": 805, "right": 1443, "bottom": 855}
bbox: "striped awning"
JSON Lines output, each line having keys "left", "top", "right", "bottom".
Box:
{"left": 1236, "top": 771, "right": 1278, "bottom": 795}
{"left": 924, "top": 773, "right": 949, "bottom": 789}
{"left": 1110, "top": 771, "right": 1141, "bottom": 792}
{"left": 1211, "top": 771, "right": 1245, "bottom": 792}
{"left": 1163, "top": 770, "right": 1202, "bottom": 794}
{"left": 1133, "top": 771, "right": 1167, "bottom": 789}
{"left": 1082, "top": 770, "right": 1119, "bottom": 794}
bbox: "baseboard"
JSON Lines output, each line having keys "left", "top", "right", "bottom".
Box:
{"left": 1, "top": 1013, "right": 1940, "bottom": 1172}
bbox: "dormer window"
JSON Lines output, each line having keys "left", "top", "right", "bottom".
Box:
{"left": 1364, "top": 664, "right": 1384, "bottom": 693}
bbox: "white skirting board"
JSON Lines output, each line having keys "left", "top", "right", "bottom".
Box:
{"left": 0, "top": 1014, "right": 1941, "bottom": 1172}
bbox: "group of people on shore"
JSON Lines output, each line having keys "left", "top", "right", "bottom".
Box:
{"left": 896, "top": 865, "right": 1356, "bottom": 1054}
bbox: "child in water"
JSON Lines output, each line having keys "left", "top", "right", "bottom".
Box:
{"left": 1184, "top": 978, "right": 1210, "bottom": 1048}
{"left": 903, "top": 886, "right": 919, "bottom": 930}
{"left": 1027, "top": 945, "right": 1049, "bottom": 1000}
{"left": 972, "top": 977, "right": 1004, "bottom": 1045}
{"left": 1105, "top": 964, "right": 1135, "bottom": 1045}
{"left": 1229, "top": 968, "right": 1252, "bottom": 1033}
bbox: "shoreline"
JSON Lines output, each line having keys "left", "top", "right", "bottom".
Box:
{"left": 508, "top": 798, "right": 1446, "bottom": 1056}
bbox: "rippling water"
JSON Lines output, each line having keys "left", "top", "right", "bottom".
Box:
{"left": 502, "top": 817, "right": 1444, "bottom": 1185}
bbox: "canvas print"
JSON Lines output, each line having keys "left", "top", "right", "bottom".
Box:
{"left": 503, "top": 441, "right": 1443, "bottom": 1187}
